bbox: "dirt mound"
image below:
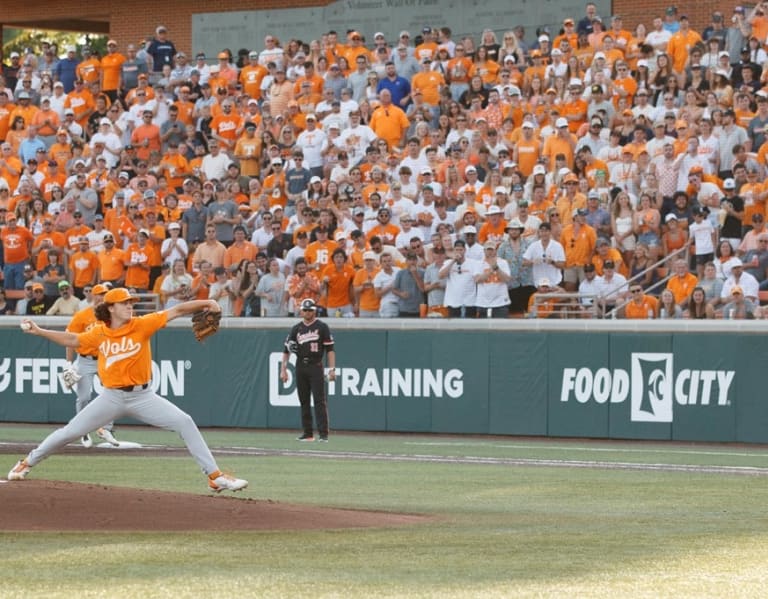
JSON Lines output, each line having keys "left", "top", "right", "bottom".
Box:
{"left": 0, "top": 480, "right": 428, "bottom": 532}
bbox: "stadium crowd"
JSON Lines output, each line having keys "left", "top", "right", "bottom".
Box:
{"left": 2, "top": 5, "right": 768, "bottom": 320}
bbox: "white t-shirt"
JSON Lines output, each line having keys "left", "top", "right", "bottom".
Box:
{"left": 688, "top": 219, "right": 715, "bottom": 255}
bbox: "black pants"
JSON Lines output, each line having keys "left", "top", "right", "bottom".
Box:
{"left": 448, "top": 306, "right": 477, "bottom": 318}
{"left": 296, "top": 363, "right": 329, "bottom": 437}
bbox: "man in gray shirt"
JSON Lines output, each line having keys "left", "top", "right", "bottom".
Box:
{"left": 394, "top": 251, "right": 426, "bottom": 317}
{"left": 206, "top": 185, "right": 241, "bottom": 246}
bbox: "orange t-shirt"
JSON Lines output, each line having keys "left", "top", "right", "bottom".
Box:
{"left": 666, "top": 273, "right": 698, "bottom": 305}
{"left": 353, "top": 266, "right": 381, "bottom": 312}
{"left": 1, "top": 225, "right": 34, "bottom": 263}
{"left": 124, "top": 242, "right": 153, "bottom": 289}
{"left": 625, "top": 295, "right": 658, "bottom": 319}
{"left": 240, "top": 65, "right": 268, "bottom": 100}
{"left": 305, "top": 240, "right": 337, "bottom": 270}
{"left": 101, "top": 53, "right": 126, "bottom": 90}
{"left": 321, "top": 262, "right": 355, "bottom": 309}
{"left": 223, "top": 241, "right": 258, "bottom": 269}
{"left": 77, "top": 311, "right": 168, "bottom": 388}
{"left": 69, "top": 249, "right": 99, "bottom": 288}
{"left": 98, "top": 247, "right": 126, "bottom": 281}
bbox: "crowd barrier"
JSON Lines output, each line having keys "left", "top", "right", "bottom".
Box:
{"left": 1, "top": 317, "right": 766, "bottom": 443}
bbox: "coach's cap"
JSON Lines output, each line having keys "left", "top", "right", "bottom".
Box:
{"left": 104, "top": 288, "right": 140, "bottom": 304}
{"left": 92, "top": 283, "right": 110, "bottom": 295}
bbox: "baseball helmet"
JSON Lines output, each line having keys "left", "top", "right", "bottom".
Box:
{"left": 300, "top": 299, "right": 317, "bottom": 311}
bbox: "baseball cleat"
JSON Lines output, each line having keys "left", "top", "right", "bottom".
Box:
{"left": 318, "top": 436, "right": 329, "bottom": 442}
{"left": 297, "top": 434, "right": 315, "bottom": 442}
{"left": 208, "top": 471, "right": 248, "bottom": 493}
{"left": 97, "top": 428, "right": 120, "bottom": 446}
{"left": 8, "top": 459, "right": 31, "bottom": 481}
{"left": 81, "top": 434, "right": 93, "bottom": 448}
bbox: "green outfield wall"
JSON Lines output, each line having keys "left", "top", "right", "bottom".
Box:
{"left": 1, "top": 318, "right": 765, "bottom": 443}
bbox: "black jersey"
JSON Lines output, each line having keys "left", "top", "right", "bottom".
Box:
{"left": 284, "top": 318, "right": 334, "bottom": 365}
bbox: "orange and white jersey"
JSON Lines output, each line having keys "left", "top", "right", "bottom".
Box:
{"left": 67, "top": 306, "right": 99, "bottom": 356}
{"left": 77, "top": 311, "right": 167, "bottom": 388}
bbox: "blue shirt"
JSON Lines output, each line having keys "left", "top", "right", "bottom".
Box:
{"left": 18, "top": 137, "right": 47, "bottom": 165}
{"left": 54, "top": 57, "right": 79, "bottom": 93}
{"left": 377, "top": 76, "right": 411, "bottom": 108}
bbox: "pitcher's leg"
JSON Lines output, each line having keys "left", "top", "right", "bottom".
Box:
{"left": 126, "top": 391, "right": 219, "bottom": 475}
{"left": 27, "top": 390, "right": 125, "bottom": 466}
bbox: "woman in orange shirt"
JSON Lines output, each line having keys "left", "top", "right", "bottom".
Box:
{"left": 6, "top": 115, "right": 27, "bottom": 155}
{"left": 470, "top": 46, "right": 500, "bottom": 88}
{"left": 11, "top": 288, "right": 248, "bottom": 493}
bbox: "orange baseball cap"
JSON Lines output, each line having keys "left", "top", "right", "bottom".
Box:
{"left": 104, "top": 288, "right": 140, "bottom": 304}
{"left": 92, "top": 284, "right": 111, "bottom": 295}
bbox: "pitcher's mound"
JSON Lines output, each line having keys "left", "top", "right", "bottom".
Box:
{"left": 0, "top": 480, "right": 429, "bottom": 532}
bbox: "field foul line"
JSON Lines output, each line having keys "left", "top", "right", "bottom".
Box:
{"left": 215, "top": 447, "right": 768, "bottom": 476}
{"left": 404, "top": 442, "right": 768, "bottom": 458}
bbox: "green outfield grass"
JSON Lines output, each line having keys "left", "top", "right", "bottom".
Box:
{"left": 2, "top": 425, "right": 768, "bottom": 598}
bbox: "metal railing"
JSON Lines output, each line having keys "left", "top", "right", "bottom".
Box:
{"left": 606, "top": 245, "right": 690, "bottom": 319}
{"left": 133, "top": 293, "right": 161, "bottom": 315}
{"left": 531, "top": 292, "right": 599, "bottom": 318}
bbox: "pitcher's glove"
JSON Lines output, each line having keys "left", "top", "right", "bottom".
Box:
{"left": 192, "top": 310, "right": 221, "bottom": 342}
{"left": 59, "top": 362, "right": 82, "bottom": 391}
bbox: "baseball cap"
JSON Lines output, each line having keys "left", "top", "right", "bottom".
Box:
{"left": 486, "top": 205, "right": 503, "bottom": 216}
{"left": 505, "top": 219, "right": 525, "bottom": 230}
{"left": 104, "top": 288, "right": 140, "bottom": 304}
{"left": 168, "top": 222, "right": 181, "bottom": 230}
{"left": 603, "top": 260, "right": 615, "bottom": 269}
{"left": 92, "top": 284, "right": 110, "bottom": 295}
{"left": 723, "top": 178, "right": 736, "bottom": 190}
{"left": 463, "top": 225, "right": 477, "bottom": 235}
{"left": 363, "top": 251, "right": 378, "bottom": 261}
{"left": 731, "top": 285, "right": 744, "bottom": 296}
{"left": 555, "top": 117, "right": 569, "bottom": 128}
{"left": 300, "top": 298, "right": 317, "bottom": 311}
{"left": 57, "top": 280, "right": 71, "bottom": 289}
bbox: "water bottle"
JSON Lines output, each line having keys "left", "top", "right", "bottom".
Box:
{"left": 728, "top": 308, "right": 735, "bottom": 319}
{"left": 335, "top": 308, "right": 342, "bottom": 318}
{"left": 660, "top": 308, "right": 667, "bottom": 319}
{"left": 486, "top": 307, "right": 492, "bottom": 318}
{"left": 647, "top": 309, "right": 654, "bottom": 319}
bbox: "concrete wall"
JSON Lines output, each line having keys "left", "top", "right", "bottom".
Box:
{"left": 1, "top": 1, "right": 725, "bottom": 59}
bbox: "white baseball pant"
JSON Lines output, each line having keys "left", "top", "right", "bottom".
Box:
{"left": 74, "top": 355, "right": 115, "bottom": 432}
{"left": 26, "top": 387, "right": 220, "bottom": 475}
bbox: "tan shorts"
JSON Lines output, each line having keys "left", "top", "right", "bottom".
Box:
{"left": 563, "top": 266, "right": 585, "bottom": 284}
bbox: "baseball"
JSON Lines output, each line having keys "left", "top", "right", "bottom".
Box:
{"left": 19, "top": 322, "right": 31, "bottom": 331}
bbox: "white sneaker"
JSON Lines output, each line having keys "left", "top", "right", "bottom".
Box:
{"left": 8, "top": 459, "right": 30, "bottom": 481}
{"left": 97, "top": 428, "right": 119, "bottom": 446}
{"left": 208, "top": 471, "right": 248, "bottom": 493}
{"left": 81, "top": 434, "right": 93, "bottom": 448}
